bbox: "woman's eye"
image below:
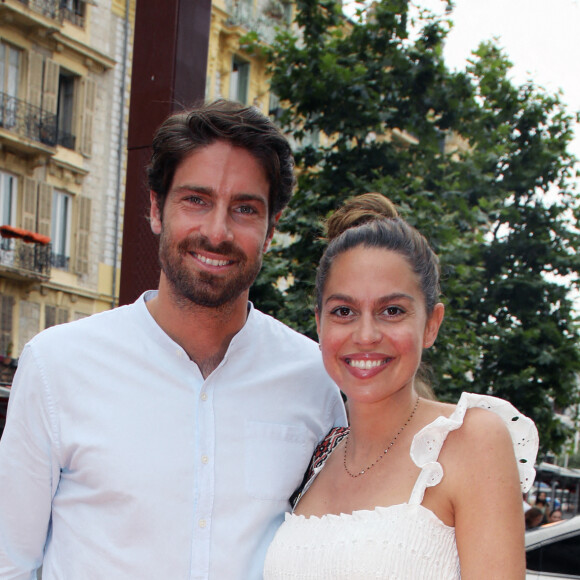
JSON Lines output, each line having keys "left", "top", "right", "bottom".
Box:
{"left": 331, "top": 306, "right": 353, "bottom": 317}
{"left": 383, "top": 306, "right": 403, "bottom": 316}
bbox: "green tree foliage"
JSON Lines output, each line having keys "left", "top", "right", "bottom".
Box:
{"left": 247, "top": 0, "right": 580, "bottom": 455}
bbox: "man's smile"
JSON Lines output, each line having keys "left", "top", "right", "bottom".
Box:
{"left": 192, "top": 252, "right": 234, "bottom": 267}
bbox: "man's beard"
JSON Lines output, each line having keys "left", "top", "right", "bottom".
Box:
{"left": 158, "top": 232, "right": 263, "bottom": 309}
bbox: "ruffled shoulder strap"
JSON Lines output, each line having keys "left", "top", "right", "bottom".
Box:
{"left": 408, "top": 392, "right": 539, "bottom": 505}
{"left": 290, "top": 427, "right": 349, "bottom": 509}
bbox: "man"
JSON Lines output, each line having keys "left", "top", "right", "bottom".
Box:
{"left": 0, "top": 100, "right": 346, "bottom": 579}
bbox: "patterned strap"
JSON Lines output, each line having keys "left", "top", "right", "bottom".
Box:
{"left": 290, "top": 427, "right": 349, "bottom": 508}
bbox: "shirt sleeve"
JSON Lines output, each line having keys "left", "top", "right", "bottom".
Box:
{"left": 330, "top": 390, "right": 347, "bottom": 428}
{"left": 0, "top": 344, "right": 59, "bottom": 579}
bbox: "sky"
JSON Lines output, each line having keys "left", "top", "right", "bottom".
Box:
{"left": 421, "top": 0, "right": 580, "bottom": 160}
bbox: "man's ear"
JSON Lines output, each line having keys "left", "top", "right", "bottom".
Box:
{"left": 150, "top": 191, "right": 162, "bottom": 235}
{"left": 263, "top": 211, "right": 283, "bottom": 252}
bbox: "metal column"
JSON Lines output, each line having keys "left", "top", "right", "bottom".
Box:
{"left": 119, "top": 0, "right": 211, "bottom": 306}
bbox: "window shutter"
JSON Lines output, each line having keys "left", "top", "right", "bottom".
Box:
{"left": 75, "top": 196, "right": 91, "bottom": 275}
{"left": 37, "top": 183, "right": 53, "bottom": 238}
{"left": 45, "top": 305, "right": 70, "bottom": 329}
{"left": 18, "top": 301, "right": 40, "bottom": 354}
{"left": 44, "top": 304, "right": 55, "bottom": 329}
{"left": 0, "top": 294, "right": 14, "bottom": 356}
{"left": 42, "top": 59, "right": 59, "bottom": 115}
{"left": 57, "top": 307, "right": 69, "bottom": 325}
{"left": 79, "top": 77, "right": 96, "bottom": 157}
{"left": 27, "top": 51, "right": 44, "bottom": 110}
{"left": 22, "top": 177, "right": 38, "bottom": 232}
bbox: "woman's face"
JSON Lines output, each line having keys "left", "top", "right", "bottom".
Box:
{"left": 316, "top": 246, "right": 444, "bottom": 406}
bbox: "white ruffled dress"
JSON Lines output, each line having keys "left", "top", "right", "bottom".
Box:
{"left": 263, "top": 393, "right": 539, "bottom": 580}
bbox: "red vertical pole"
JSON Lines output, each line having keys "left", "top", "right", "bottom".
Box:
{"left": 118, "top": 0, "right": 211, "bottom": 306}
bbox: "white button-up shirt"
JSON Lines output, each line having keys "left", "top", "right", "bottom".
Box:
{"left": 0, "top": 292, "right": 346, "bottom": 579}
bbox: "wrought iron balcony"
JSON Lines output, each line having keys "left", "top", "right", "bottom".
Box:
{"left": 0, "top": 92, "right": 57, "bottom": 148}
{"left": 56, "top": 129, "right": 76, "bottom": 150}
{"left": 0, "top": 227, "right": 51, "bottom": 281}
{"left": 50, "top": 252, "right": 70, "bottom": 271}
{"left": 14, "top": 0, "right": 59, "bottom": 20}
{"left": 225, "top": 0, "right": 289, "bottom": 45}
{"left": 60, "top": 3, "right": 85, "bottom": 27}
{"left": 12, "top": 0, "right": 85, "bottom": 26}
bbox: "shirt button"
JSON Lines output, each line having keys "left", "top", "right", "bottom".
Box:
{"left": 200, "top": 393, "right": 208, "bottom": 401}
{"left": 201, "top": 455, "right": 209, "bottom": 464}
{"left": 199, "top": 519, "right": 207, "bottom": 528}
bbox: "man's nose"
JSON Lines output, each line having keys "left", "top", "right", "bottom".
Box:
{"left": 199, "top": 207, "right": 234, "bottom": 246}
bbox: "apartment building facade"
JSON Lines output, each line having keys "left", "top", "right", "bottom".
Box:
{"left": 0, "top": 1, "right": 134, "bottom": 388}
{"left": 206, "top": 0, "right": 292, "bottom": 114}
{"left": 0, "top": 0, "right": 290, "bottom": 436}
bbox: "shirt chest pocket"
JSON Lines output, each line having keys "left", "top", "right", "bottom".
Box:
{"left": 245, "top": 420, "right": 315, "bottom": 502}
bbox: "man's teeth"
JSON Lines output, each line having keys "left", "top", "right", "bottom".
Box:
{"left": 348, "top": 359, "right": 385, "bottom": 369}
{"left": 196, "top": 254, "right": 230, "bottom": 267}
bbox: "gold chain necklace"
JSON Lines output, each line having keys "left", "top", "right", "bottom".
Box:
{"left": 343, "top": 397, "right": 420, "bottom": 478}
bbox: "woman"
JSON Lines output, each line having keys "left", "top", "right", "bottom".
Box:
{"left": 547, "top": 508, "right": 563, "bottom": 523}
{"left": 525, "top": 507, "right": 544, "bottom": 530}
{"left": 264, "top": 193, "right": 538, "bottom": 579}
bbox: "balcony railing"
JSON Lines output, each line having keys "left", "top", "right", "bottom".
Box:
{"left": 50, "top": 252, "right": 70, "bottom": 271}
{"left": 0, "top": 237, "right": 51, "bottom": 280}
{"left": 15, "top": 0, "right": 59, "bottom": 19}
{"left": 0, "top": 92, "right": 57, "bottom": 148}
{"left": 56, "top": 129, "right": 76, "bottom": 150}
{"left": 225, "top": 0, "right": 288, "bottom": 45}
{"left": 13, "top": 0, "right": 85, "bottom": 26}
{"left": 60, "top": 4, "right": 84, "bottom": 27}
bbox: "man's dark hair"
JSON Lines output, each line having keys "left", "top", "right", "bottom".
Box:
{"left": 147, "top": 99, "right": 296, "bottom": 224}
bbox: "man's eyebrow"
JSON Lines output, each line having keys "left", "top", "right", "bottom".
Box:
{"left": 233, "top": 193, "right": 268, "bottom": 205}
{"left": 172, "top": 184, "right": 212, "bottom": 195}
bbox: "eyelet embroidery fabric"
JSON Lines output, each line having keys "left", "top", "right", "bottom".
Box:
{"left": 264, "top": 393, "right": 539, "bottom": 580}
{"left": 408, "top": 392, "right": 539, "bottom": 504}
{"left": 293, "top": 392, "right": 538, "bottom": 510}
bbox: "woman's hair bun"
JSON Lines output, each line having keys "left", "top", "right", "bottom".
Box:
{"left": 325, "top": 192, "right": 399, "bottom": 241}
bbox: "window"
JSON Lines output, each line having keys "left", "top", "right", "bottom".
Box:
{"left": 282, "top": 1, "right": 293, "bottom": 24}
{"left": 0, "top": 294, "right": 13, "bottom": 357}
{"left": 269, "top": 92, "right": 282, "bottom": 120}
{"left": 0, "top": 171, "right": 17, "bottom": 227}
{"left": 526, "top": 526, "right": 580, "bottom": 577}
{"left": 0, "top": 41, "right": 21, "bottom": 129}
{"left": 51, "top": 191, "right": 71, "bottom": 270}
{"left": 42, "top": 61, "right": 95, "bottom": 155}
{"left": 57, "top": 70, "right": 77, "bottom": 149}
{"left": 61, "top": 0, "right": 86, "bottom": 27}
{"left": 229, "top": 57, "right": 250, "bottom": 104}
{"left": 45, "top": 305, "right": 69, "bottom": 329}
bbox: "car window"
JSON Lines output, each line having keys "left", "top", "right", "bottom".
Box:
{"left": 526, "top": 533, "right": 580, "bottom": 577}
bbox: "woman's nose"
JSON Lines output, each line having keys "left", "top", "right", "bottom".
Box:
{"left": 353, "top": 314, "right": 382, "bottom": 345}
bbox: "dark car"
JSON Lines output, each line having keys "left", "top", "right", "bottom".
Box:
{"left": 526, "top": 515, "right": 580, "bottom": 579}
